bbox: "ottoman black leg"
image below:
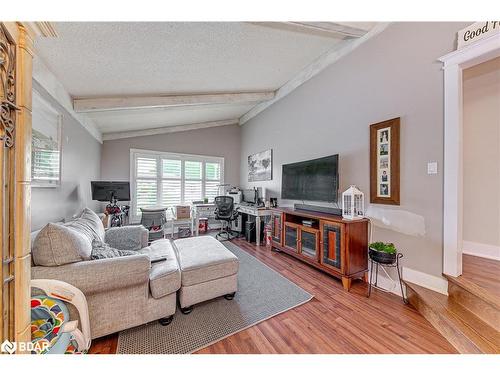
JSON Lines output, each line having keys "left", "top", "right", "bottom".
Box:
{"left": 224, "top": 292, "right": 236, "bottom": 300}
{"left": 158, "top": 315, "right": 174, "bottom": 326}
{"left": 180, "top": 306, "right": 193, "bottom": 314}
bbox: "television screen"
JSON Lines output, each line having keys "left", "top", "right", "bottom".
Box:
{"left": 91, "top": 181, "right": 130, "bottom": 202}
{"left": 281, "top": 155, "right": 339, "bottom": 202}
{"left": 242, "top": 189, "right": 257, "bottom": 204}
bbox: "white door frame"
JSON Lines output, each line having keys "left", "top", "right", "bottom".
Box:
{"left": 439, "top": 34, "right": 500, "bottom": 276}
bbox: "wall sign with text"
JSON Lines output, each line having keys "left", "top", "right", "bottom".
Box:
{"left": 457, "top": 21, "right": 500, "bottom": 49}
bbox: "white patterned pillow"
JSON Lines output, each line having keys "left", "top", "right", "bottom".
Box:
{"left": 65, "top": 208, "right": 105, "bottom": 244}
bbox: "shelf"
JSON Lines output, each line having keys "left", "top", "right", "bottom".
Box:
{"left": 284, "top": 221, "right": 319, "bottom": 232}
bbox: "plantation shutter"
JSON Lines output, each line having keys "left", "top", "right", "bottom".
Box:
{"left": 184, "top": 160, "right": 202, "bottom": 203}
{"left": 31, "top": 91, "right": 61, "bottom": 186}
{"left": 161, "top": 159, "right": 182, "bottom": 206}
{"left": 205, "top": 162, "right": 221, "bottom": 201}
{"left": 131, "top": 150, "right": 224, "bottom": 222}
{"left": 135, "top": 156, "right": 158, "bottom": 214}
{"left": 32, "top": 149, "right": 60, "bottom": 183}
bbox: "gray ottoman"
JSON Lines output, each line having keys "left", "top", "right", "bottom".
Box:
{"left": 174, "top": 236, "right": 239, "bottom": 313}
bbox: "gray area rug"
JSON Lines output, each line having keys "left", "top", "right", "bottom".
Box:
{"left": 117, "top": 240, "right": 313, "bottom": 354}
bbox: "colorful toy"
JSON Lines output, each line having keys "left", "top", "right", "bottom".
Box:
{"left": 31, "top": 279, "right": 91, "bottom": 354}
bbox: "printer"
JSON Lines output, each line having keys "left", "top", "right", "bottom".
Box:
{"left": 226, "top": 188, "right": 242, "bottom": 204}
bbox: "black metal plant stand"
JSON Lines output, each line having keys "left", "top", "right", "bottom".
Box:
{"left": 367, "top": 252, "right": 408, "bottom": 304}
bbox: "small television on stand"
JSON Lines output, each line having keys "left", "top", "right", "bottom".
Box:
{"left": 91, "top": 181, "right": 131, "bottom": 226}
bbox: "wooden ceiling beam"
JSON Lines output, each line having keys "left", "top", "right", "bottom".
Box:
{"left": 249, "top": 22, "right": 371, "bottom": 39}
{"left": 102, "top": 119, "right": 238, "bottom": 141}
{"left": 73, "top": 91, "right": 275, "bottom": 113}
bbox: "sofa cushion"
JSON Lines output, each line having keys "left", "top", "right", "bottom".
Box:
{"left": 90, "top": 240, "right": 137, "bottom": 260}
{"left": 174, "top": 236, "right": 239, "bottom": 287}
{"left": 140, "top": 239, "right": 181, "bottom": 299}
{"left": 105, "top": 225, "right": 148, "bottom": 251}
{"left": 32, "top": 223, "right": 92, "bottom": 266}
{"left": 66, "top": 208, "right": 105, "bottom": 244}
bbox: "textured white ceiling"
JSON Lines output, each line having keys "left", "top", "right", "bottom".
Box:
{"left": 35, "top": 22, "right": 342, "bottom": 97}
{"left": 34, "top": 22, "right": 372, "bottom": 135}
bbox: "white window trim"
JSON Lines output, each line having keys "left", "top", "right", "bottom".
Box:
{"left": 129, "top": 148, "right": 224, "bottom": 223}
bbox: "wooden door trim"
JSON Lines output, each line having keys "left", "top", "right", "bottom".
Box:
{"left": 0, "top": 22, "right": 35, "bottom": 352}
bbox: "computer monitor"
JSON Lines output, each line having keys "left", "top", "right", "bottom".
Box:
{"left": 242, "top": 189, "right": 257, "bottom": 204}
{"left": 91, "top": 181, "right": 130, "bottom": 203}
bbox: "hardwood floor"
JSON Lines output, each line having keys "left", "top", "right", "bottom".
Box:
{"left": 406, "top": 254, "right": 500, "bottom": 353}
{"left": 461, "top": 254, "right": 500, "bottom": 299}
{"left": 89, "top": 237, "right": 456, "bottom": 354}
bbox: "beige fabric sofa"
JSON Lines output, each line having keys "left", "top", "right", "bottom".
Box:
{"left": 31, "top": 208, "right": 240, "bottom": 339}
{"left": 31, "top": 209, "right": 180, "bottom": 339}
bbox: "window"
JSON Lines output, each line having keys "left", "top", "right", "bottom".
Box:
{"left": 130, "top": 149, "right": 224, "bottom": 221}
{"left": 31, "top": 90, "right": 62, "bottom": 187}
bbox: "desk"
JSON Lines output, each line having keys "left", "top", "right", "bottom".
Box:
{"left": 169, "top": 217, "right": 193, "bottom": 238}
{"left": 191, "top": 203, "right": 271, "bottom": 246}
{"left": 237, "top": 205, "right": 272, "bottom": 246}
{"left": 191, "top": 204, "right": 216, "bottom": 236}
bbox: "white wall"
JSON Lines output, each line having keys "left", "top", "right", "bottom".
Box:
{"left": 31, "top": 81, "right": 102, "bottom": 230}
{"left": 240, "top": 22, "right": 468, "bottom": 277}
{"left": 462, "top": 57, "right": 500, "bottom": 252}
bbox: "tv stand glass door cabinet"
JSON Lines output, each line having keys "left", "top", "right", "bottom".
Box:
{"left": 320, "top": 221, "right": 343, "bottom": 273}
{"left": 270, "top": 211, "right": 283, "bottom": 246}
{"left": 300, "top": 226, "right": 320, "bottom": 260}
{"left": 284, "top": 222, "right": 299, "bottom": 253}
{"left": 270, "top": 207, "right": 368, "bottom": 291}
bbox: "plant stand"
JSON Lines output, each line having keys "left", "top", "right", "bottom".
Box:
{"left": 367, "top": 252, "right": 407, "bottom": 304}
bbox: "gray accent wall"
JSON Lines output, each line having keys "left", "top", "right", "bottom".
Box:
{"left": 101, "top": 124, "right": 241, "bottom": 190}
{"left": 31, "top": 81, "right": 102, "bottom": 230}
{"left": 240, "top": 22, "right": 468, "bottom": 277}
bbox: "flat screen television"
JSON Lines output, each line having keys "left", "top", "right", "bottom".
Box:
{"left": 281, "top": 155, "right": 339, "bottom": 202}
{"left": 91, "top": 181, "right": 130, "bottom": 202}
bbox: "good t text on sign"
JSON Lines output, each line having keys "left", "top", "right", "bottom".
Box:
{"left": 457, "top": 21, "right": 500, "bottom": 49}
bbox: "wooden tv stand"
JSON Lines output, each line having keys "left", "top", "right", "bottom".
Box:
{"left": 270, "top": 207, "right": 368, "bottom": 291}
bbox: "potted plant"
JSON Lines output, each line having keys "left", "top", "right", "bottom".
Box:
{"left": 369, "top": 241, "right": 397, "bottom": 264}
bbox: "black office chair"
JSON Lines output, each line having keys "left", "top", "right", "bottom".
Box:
{"left": 214, "top": 196, "right": 238, "bottom": 241}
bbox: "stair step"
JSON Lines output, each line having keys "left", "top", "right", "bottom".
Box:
{"left": 405, "top": 281, "right": 500, "bottom": 354}
{"left": 445, "top": 276, "right": 500, "bottom": 330}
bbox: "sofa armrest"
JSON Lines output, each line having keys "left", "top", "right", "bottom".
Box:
{"left": 105, "top": 225, "right": 149, "bottom": 250}
{"left": 31, "top": 254, "right": 151, "bottom": 295}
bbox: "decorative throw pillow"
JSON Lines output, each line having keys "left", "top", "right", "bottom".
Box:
{"left": 90, "top": 239, "right": 136, "bottom": 260}
{"left": 65, "top": 208, "right": 105, "bottom": 245}
{"left": 32, "top": 223, "right": 92, "bottom": 267}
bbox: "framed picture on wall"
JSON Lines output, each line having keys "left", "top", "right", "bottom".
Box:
{"left": 31, "top": 90, "right": 62, "bottom": 187}
{"left": 370, "top": 117, "right": 400, "bottom": 205}
{"left": 248, "top": 149, "right": 272, "bottom": 182}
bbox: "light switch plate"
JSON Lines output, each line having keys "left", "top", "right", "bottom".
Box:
{"left": 427, "top": 162, "right": 438, "bottom": 175}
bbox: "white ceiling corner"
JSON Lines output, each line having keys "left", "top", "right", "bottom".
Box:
{"left": 32, "top": 55, "right": 103, "bottom": 143}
